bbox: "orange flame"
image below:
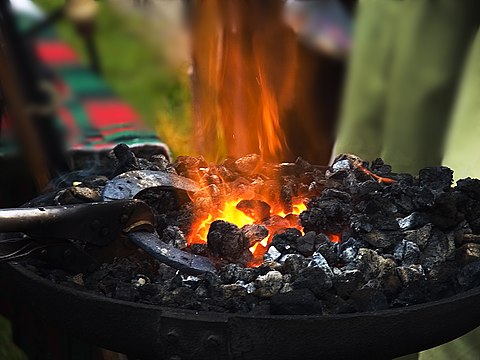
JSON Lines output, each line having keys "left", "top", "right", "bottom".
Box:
{"left": 188, "top": 196, "right": 306, "bottom": 262}
{"left": 191, "top": 0, "right": 298, "bottom": 163}
{"left": 256, "top": 67, "right": 288, "bottom": 160}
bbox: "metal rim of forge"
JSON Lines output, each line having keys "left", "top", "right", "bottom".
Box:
{"left": 5, "top": 262, "right": 480, "bottom": 359}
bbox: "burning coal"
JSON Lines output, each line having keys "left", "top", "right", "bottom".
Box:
{"left": 22, "top": 145, "right": 480, "bottom": 316}
{"left": 180, "top": 153, "right": 312, "bottom": 265}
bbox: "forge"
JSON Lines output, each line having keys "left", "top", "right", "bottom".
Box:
{"left": 2, "top": 145, "right": 480, "bottom": 359}
{"left": 0, "top": 1, "right": 479, "bottom": 359}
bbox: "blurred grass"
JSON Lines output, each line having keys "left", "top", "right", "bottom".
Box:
{"left": 0, "top": 316, "right": 26, "bottom": 360}
{"left": 34, "top": 0, "right": 192, "bottom": 155}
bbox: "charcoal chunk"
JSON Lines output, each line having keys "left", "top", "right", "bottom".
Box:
{"left": 351, "top": 288, "right": 389, "bottom": 312}
{"left": 222, "top": 284, "right": 247, "bottom": 299}
{"left": 457, "top": 261, "right": 480, "bottom": 289}
{"left": 361, "top": 230, "right": 401, "bottom": 249}
{"left": 370, "top": 158, "right": 392, "bottom": 176}
{"left": 281, "top": 254, "right": 309, "bottom": 275}
{"left": 254, "top": 271, "right": 284, "bottom": 298}
{"left": 264, "top": 246, "right": 282, "bottom": 262}
{"left": 114, "top": 283, "right": 136, "bottom": 302}
{"left": 319, "top": 293, "right": 356, "bottom": 314}
{"left": 270, "top": 289, "right": 322, "bottom": 315}
{"left": 270, "top": 228, "right": 302, "bottom": 253}
{"left": 456, "top": 178, "right": 480, "bottom": 201}
{"left": 351, "top": 249, "right": 396, "bottom": 283}
{"left": 394, "top": 239, "right": 421, "bottom": 265}
{"left": 234, "top": 154, "right": 261, "bottom": 175}
{"left": 163, "top": 226, "right": 187, "bottom": 249}
{"left": 150, "top": 154, "right": 170, "bottom": 171}
{"left": 292, "top": 267, "right": 333, "bottom": 296}
{"left": 241, "top": 224, "right": 268, "bottom": 246}
{"left": 394, "top": 284, "right": 426, "bottom": 307}
{"left": 421, "top": 230, "right": 456, "bottom": 271}
{"left": 339, "top": 237, "right": 362, "bottom": 264}
{"left": 55, "top": 187, "right": 102, "bottom": 204}
{"left": 280, "top": 184, "right": 293, "bottom": 213}
{"left": 425, "top": 263, "right": 457, "bottom": 299}
{"left": 189, "top": 243, "right": 208, "bottom": 256}
{"left": 112, "top": 143, "right": 139, "bottom": 176}
{"left": 456, "top": 243, "right": 480, "bottom": 267}
{"left": 300, "top": 190, "right": 353, "bottom": 234}
{"left": 207, "top": 220, "right": 250, "bottom": 262}
{"left": 397, "top": 213, "right": 431, "bottom": 231}
{"left": 294, "top": 231, "right": 317, "bottom": 256}
{"left": 173, "top": 155, "right": 208, "bottom": 180}
{"left": 309, "top": 252, "right": 334, "bottom": 278}
{"left": 418, "top": 167, "right": 453, "bottom": 190}
{"left": 404, "top": 223, "right": 433, "bottom": 249}
{"left": 333, "top": 269, "right": 364, "bottom": 298}
{"left": 315, "top": 234, "right": 339, "bottom": 266}
{"left": 396, "top": 265, "right": 425, "bottom": 286}
{"left": 236, "top": 200, "right": 271, "bottom": 222}
{"left": 219, "top": 264, "right": 258, "bottom": 284}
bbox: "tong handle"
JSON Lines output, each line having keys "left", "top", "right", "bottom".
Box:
{"left": 0, "top": 206, "right": 65, "bottom": 233}
{"left": 0, "top": 200, "right": 155, "bottom": 246}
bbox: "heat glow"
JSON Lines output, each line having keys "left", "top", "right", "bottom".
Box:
{"left": 188, "top": 197, "right": 307, "bottom": 261}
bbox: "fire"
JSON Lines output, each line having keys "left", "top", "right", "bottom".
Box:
{"left": 188, "top": 196, "right": 307, "bottom": 262}
{"left": 256, "top": 66, "right": 289, "bottom": 161}
{"left": 189, "top": 200, "right": 254, "bottom": 244}
{"left": 191, "top": 0, "right": 298, "bottom": 163}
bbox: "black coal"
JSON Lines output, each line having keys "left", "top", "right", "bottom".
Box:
{"left": 23, "top": 146, "right": 480, "bottom": 316}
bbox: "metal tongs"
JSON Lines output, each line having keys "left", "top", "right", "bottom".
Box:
{"left": 0, "top": 170, "right": 216, "bottom": 275}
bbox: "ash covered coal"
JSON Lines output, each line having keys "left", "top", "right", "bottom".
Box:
{"left": 24, "top": 146, "right": 480, "bottom": 315}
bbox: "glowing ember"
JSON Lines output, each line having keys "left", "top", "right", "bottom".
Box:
{"left": 347, "top": 154, "right": 396, "bottom": 184}
{"left": 328, "top": 234, "right": 341, "bottom": 243}
{"left": 187, "top": 197, "right": 307, "bottom": 264}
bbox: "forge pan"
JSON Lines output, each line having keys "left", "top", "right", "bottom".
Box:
{"left": 2, "top": 262, "right": 480, "bottom": 360}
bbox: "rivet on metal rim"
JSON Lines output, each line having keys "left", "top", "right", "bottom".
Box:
{"left": 166, "top": 329, "right": 180, "bottom": 344}
{"left": 206, "top": 334, "right": 221, "bottom": 347}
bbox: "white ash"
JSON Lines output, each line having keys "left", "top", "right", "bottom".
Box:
{"left": 394, "top": 239, "right": 421, "bottom": 265}
{"left": 309, "top": 252, "right": 333, "bottom": 278}
{"left": 280, "top": 283, "right": 293, "bottom": 293}
{"left": 131, "top": 274, "right": 150, "bottom": 288}
{"left": 331, "top": 159, "right": 351, "bottom": 172}
{"left": 396, "top": 265, "right": 425, "bottom": 285}
{"left": 264, "top": 246, "right": 282, "bottom": 262}
{"left": 397, "top": 213, "right": 429, "bottom": 231}
{"left": 222, "top": 284, "right": 247, "bottom": 299}
{"left": 254, "top": 271, "right": 284, "bottom": 298}
{"left": 245, "top": 282, "right": 256, "bottom": 294}
{"left": 404, "top": 224, "right": 433, "bottom": 249}
{"left": 362, "top": 279, "right": 382, "bottom": 290}
{"left": 181, "top": 275, "right": 200, "bottom": 287}
{"left": 72, "top": 273, "right": 84, "bottom": 286}
{"left": 339, "top": 237, "right": 361, "bottom": 263}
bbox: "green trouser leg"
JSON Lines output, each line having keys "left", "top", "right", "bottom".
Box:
{"left": 335, "top": 0, "right": 480, "bottom": 174}
{"left": 426, "top": 29, "right": 480, "bottom": 360}
{"left": 420, "top": 327, "right": 480, "bottom": 360}
{"left": 335, "top": 0, "right": 401, "bottom": 162}
{"left": 443, "top": 30, "right": 480, "bottom": 180}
